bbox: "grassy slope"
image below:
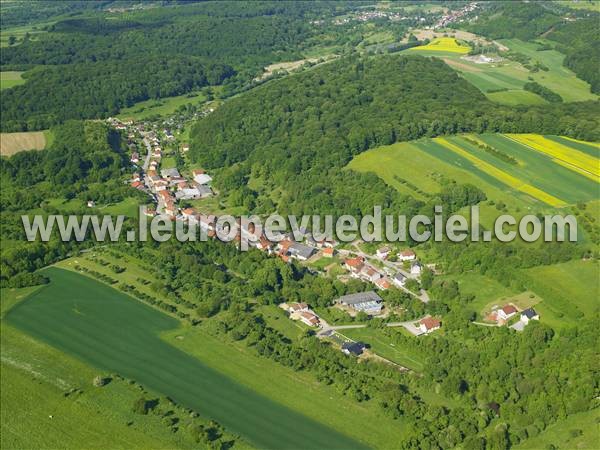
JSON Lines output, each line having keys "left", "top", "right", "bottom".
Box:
{"left": 3, "top": 267, "right": 388, "bottom": 450}
{"left": 522, "top": 259, "right": 600, "bottom": 329}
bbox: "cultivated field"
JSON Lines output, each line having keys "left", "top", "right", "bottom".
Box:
{"left": 423, "top": 38, "right": 597, "bottom": 104}
{"left": 3, "top": 267, "right": 376, "bottom": 450}
{"left": 409, "top": 37, "right": 471, "bottom": 54}
{"left": 0, "top": 131, "right": 47, "bottom": 156}
{"left": 0, "top": 71, "right": 25, "bottom": 90}
{"left": 348, "top": 133, "right": 599, "bottom": 209}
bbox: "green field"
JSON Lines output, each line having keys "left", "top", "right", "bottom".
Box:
{"left": 3, "top": 267, "right": 377, "bottom": 450}
{"left": 0, "top": 71, "right": 25, "bottom": 90}
{"left": 348, "top": 134, "right": 599, "bottom": 210}
{"left": 338, "top": 327, "right": 425, "bottom": 372}
{"left": 1, "top": 286, "right": 247, "bottom": 450}
{"left": 117, "top": 92, "right": 207, "bottom": 120}
{"left": 423, "top": 38, "right": 598, "bottom": 104}
{"left": 522, "top": 259, "right": 600, "bottom": 328}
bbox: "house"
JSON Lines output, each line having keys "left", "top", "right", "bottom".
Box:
{"left": 288, "top": 302, "right": 309, "bottom": 313}
{"left": 182, "top": 144, "right": 190, "bottom": 153}
{"left": 161, "top": 168, "right": 181, "bottom": 179}
{"left": 399, "top": 250, "right": 416, "bottom": 262}
{"left": 344, "top": 256, "right": 364, "bottom": 273}
{"left": 299, "top": 311, "right": 320, "bottom": 327}
{"left": 336, "top": 291, "right": 383, "bottom": 315}
{"left": 498, "top": 305, "right": 518, "bottom": 321}
{"left": 520, "top": 308, "right": 539, "bottom": 324}
{"left": 392, "top": 272, "right": 406, "bottom": 288}
{"left": 153, "top": 179, "right": 169, "bottom": 192}
{"left": 322, "top": 247, "right": 335, "bottom": 258}
{"left": 182, "top": 208, "right": 196, "bottom": 220}
{"left": 342, "top": 342, "right": 366, "bottom": 356}
{"left": 359, "top": 265, "right": 382, "bottom": 283}
{"left": 419, "top": 317, "right": 441, "bottom": 334}
{"left": 376, "top": 246, "right": 391, "bottom": 260}
{"left": 257, "top": 235, "right": 273, "bottom": 252}
{"left": 375, "top": 277, "right": 391, "bottom": 290}
{"left": 131, "top": 181, "right": 143, "bottom": 189}
{"left": 288, "top": 242, "right": 315, "bottom": 261}
{"left": 87, "top": 200, "right": 95, "bottom": 208}
{"left": 164, "top": 202, "right": 178, "bottom": 217}
{"left": 130, "top": 152, "right": 140, "bottom": 164}
{"left": 410, "top": 260, "right": 423, "bottom": 276}
{"left": 131, "top": 172, "right": 141, "bottom": 182}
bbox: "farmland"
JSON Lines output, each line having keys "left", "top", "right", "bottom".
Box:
{"left": 0, "top": 71, "right": 25, "bottom": 90}
{"left": 408, "top": 37, "right": 471, "bottom": 54}
{"left": 423, "top": 39, "right": 598, "bottom": 104}
{"left": 348, "top": 133, "right": 599, "bottom": 209}
{"left": 1, "top": 286, "right": 250, "bottom": 450}
{"left": 0, "top": 131, "right": 46, "bottom": 156}
{"left": 4, "top": 267, "right": 381, "bottom": 450}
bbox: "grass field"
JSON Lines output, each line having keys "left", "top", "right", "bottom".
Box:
{"left": 409, "top": 37, "right": 470, "bottom": 54}
{"left": 0, "top": 131, "right": 46, "bottom": 156}
{"left": 117, "top": 92, "right": 206, "bottom": 120}
{"left": 0, "top": 71, "right": 25, "bottom": 90}
{"left": 485, "top": 89, "right": 547, "bottom": 105}
{"left": 4, "top": 267, "right": 376, "bottom": 450}
{"left": 348, "top": 133, "right": 599, "bottom": 209}
{"left": 338, "top": 327, "right": 425, "bottom": 371}
{"left": 515, "top": 408, "right": 600, "bottom": 449}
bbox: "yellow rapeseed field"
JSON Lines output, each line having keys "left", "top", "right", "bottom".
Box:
{"left": 434, "top": 137, "right": 566, "bottom": 207}
{"left": 409, "top": 37, "right": 471, "bottom": 54}
{"left": 506, "top": 134, "right": 600, "bottom": 182}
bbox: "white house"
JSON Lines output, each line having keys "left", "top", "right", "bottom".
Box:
{"left": 419, "top": 317, "right": 441, "bottom": 334}
{"left": 399, "top": 250, "right": 416, "bottom": 262}
{"left": 299, "top": 311, "right": 319, "bottom": 327}
{"left": 392, "top": 272, "right": 406, "bottom": 288}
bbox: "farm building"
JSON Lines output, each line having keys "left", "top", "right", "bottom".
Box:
{"left": 336, "top": 291, "right": 383, "bottom": 315}
{"left": 194, "top": 173, "right": 213, "bottom": 185}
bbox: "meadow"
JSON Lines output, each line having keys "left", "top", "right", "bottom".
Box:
{"left": 4, "top": 267, "right": 389, "bottom": 450}
{"left": 348, "top": 133, "right": 599, "bottom": 210}
{"left": 0, "top": 131, "right": 47, "bottom": 156}
{"left": 0, "top": 71, "right": 25, "bottom": 90}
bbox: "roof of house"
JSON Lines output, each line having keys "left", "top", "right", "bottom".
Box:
{"left": 420, "top": 317, "right": 441, "bottom": 330}
{"left": 342, "top": 342, "right": 366, "bottom": 355}
{"left": 377, "top": 246, "right": 391, "bottom": 253}
{"left": 401, "top": 249, "right": 416, "bottom": 257}
{"left": 323, "top": 247, "right": 334, "bottom": 255}
{"left": 375, "top": 278, "right": 391, "bottom": 289}
{"left": 289, "top": 302, "right": 308, "bottom": 311}
{"left": 192, "top": 169, "right": 205, "bottom": 176}
{"left": 502, "top": 305, "right": 518, "bottom": 315}
{"left": 182, "top": 208, "right": 195, "bottom": 215}
{"left": 161, "top": 168, "right": 180, "bottom": 179}
{"left": 289, "top": 242, "right": 315, "bottom": 260}
{"left": 521, "top": 308, "right": 538, "bottom": 319}
{"left": 344, "top": 256, "right": 364, "bottom": 269}
{"left": 299, "top": 311, "right": 319, "bottom": 324}
{"left": 393, "top": 272, "right": 406, "bottom": 282}
{"left": 337, "top": 291, "right": 382, "bottom": 305}
{"left": 194, "top": 174, "right": 213, "bottom": 185}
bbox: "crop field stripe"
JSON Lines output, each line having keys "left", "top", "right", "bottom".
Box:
{"left": 6, "top": 268, "right": 367, "bottom": 450}
{"left": 475, "top": 134, "right": 599, "bottom": 203}
{"left": 408, "top": 37, "right": 470, "bottom": 54}
{"left": 546, "top": 136, "right": 600, "bottom": 158}
{"left": 505, "top": 134, "right": 600, "bottom": 181}
{"left": 433, "top": 137, "right": 566, "bottom": 207}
